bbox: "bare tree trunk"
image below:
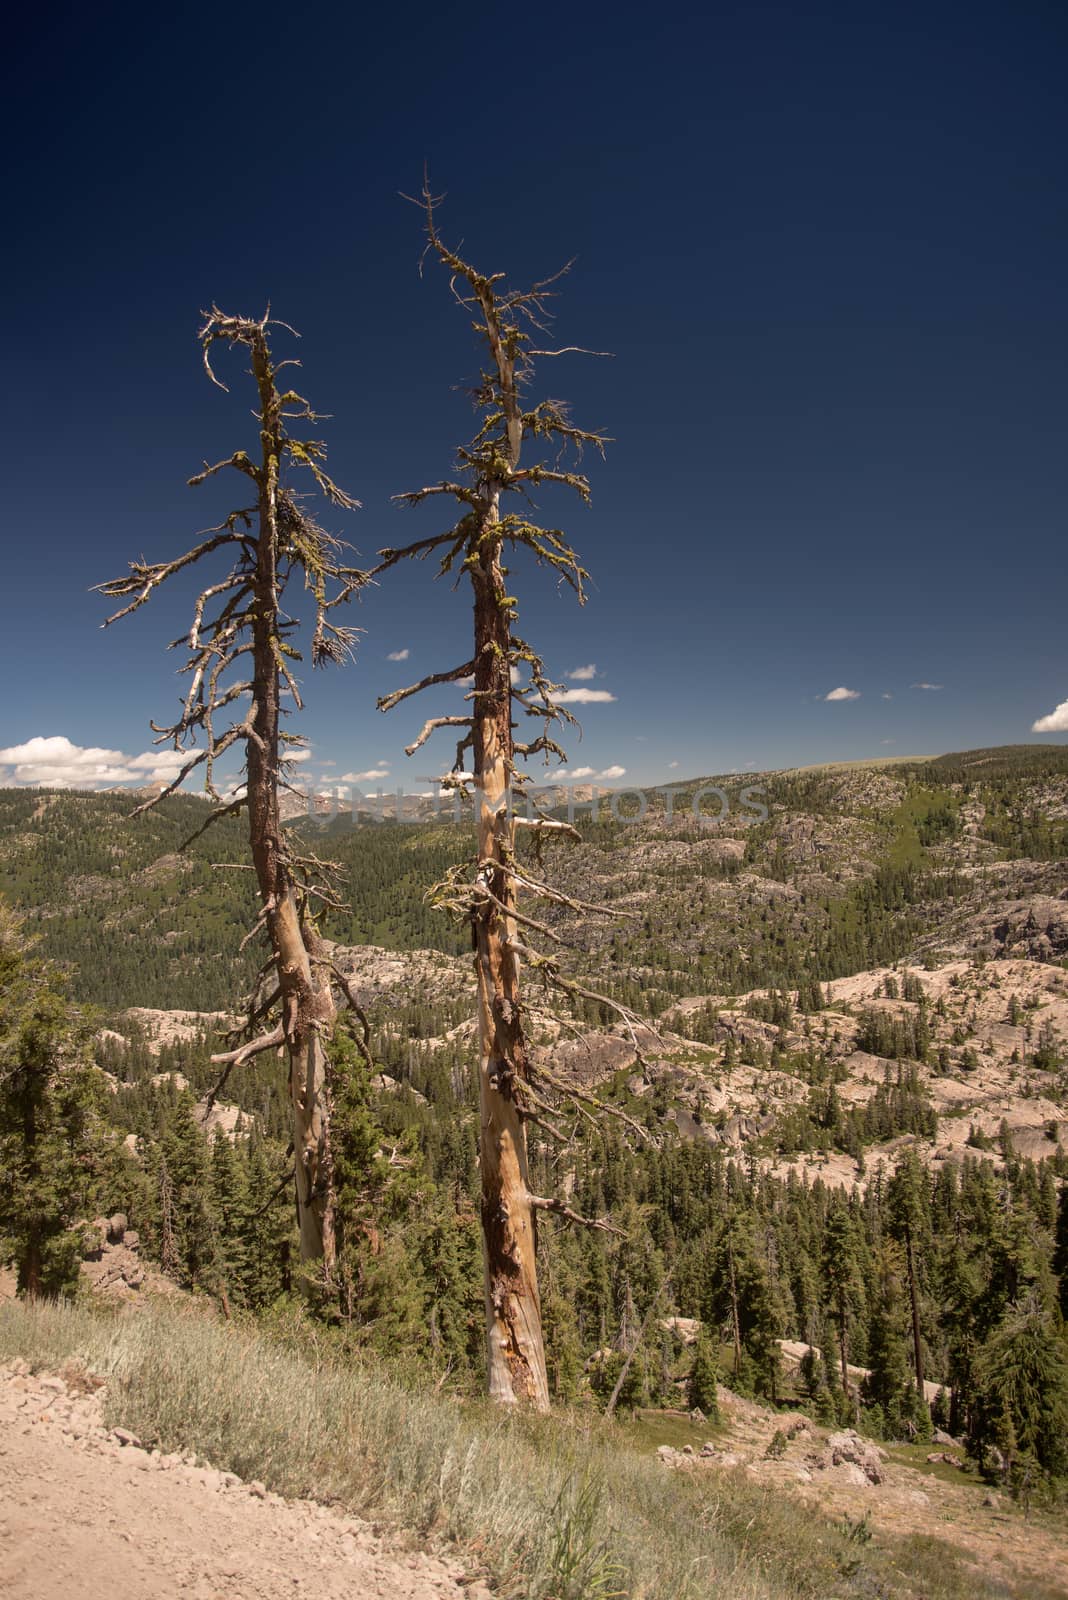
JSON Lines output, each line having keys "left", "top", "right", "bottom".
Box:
{"left": 471, "top": 520, "right": 549, "bottom": 1411}
{"left": 159, "top": 1159, "right": 179, "bottom": 1279}
{"left": 99, "top": 307, "right": 361, "bottom": 1283}
{"left": 17, "top": 1237, "right": 42, "bottom": 1300}
{"left": 18, "top": 1101, "right": 42, "bottom": 1299}
{"left": 377, "top": 187, "right": 614, "bottom": 1407}
{"left": 605, "top": 1272, "right": 672, "bottom": 1418}
{"left": 904, "top": 1225, "right": 925, "bottom": 1399}
{"left": 728, "top": 1229, "right": 743, "bottom": 1378}
{"left": 248, "top": 341, "right": 337, "bottom": 1273}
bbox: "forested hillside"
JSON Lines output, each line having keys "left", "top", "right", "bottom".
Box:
{"left": 3, "top": 744, "right": 1066, "bottom": 1010}
{"left": 2, "top": 745, "right": 1067, "bottom": 1522}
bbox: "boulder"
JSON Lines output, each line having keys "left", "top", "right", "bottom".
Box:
{"left": 661, "top": 1317, "right": 702, "bottom": 1346}
{"left": 825, "top": 1429, "right": 885, "bottom": 1484}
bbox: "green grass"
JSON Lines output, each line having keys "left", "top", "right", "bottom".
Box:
{"left": 618, "top": 1409, "right": 726, "bottom": 1453}
{"left": 0, "top": 1295, "right": 1047, "bottom": 1600}
{"left": 885, "top": 1442, "right": 979, "bottom": 1490}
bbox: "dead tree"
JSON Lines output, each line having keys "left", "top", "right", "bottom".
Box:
{"left": 98, "top": 308, "right": 366, "bottom": 1276}
{"left": 376, "top": 186, "right": 645, "bottom": 1409}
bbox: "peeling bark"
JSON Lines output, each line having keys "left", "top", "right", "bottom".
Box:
{"left": 472, "top": 533, "right": 549, "bottom": 1410}
{"left": 376, "top": 185, "right": 610, "bottom": 1407}
{"left": 99, "top": 309, "right": 363, "bottom": 1275}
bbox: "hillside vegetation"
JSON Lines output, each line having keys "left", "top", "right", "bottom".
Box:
{"left": 3, "top": 744, "right": 1066, "bottom": 1012}
{"left": 2, "top": 745, "right": 1067, "bottom": 1594}
{"left": 4, "top": 1295, "right": 1063, "bottom": 1600}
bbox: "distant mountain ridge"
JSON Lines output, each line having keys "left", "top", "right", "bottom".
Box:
{"left": 1, "top": 743, "right": 1065, "bottom": 1012}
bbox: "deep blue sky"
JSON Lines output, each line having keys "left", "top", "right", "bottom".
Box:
{"left": 2, "top": 0, "right": 1066, "bottom": 793}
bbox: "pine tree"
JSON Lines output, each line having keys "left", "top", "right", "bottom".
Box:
{"left": 157, "top": 1095, "right": 213, "bottom": 1288}
{"left": 687, "top": 1331, "right": 721, "bottom": 1418}
{"left": 540, "top": 1223, "right": 585, "bottom": 1403}
{"left": 208, "top": 1129, "right": 251, "bottom": 1310}
{"left": 416, "top": 1197, "right": 483, "bottom": 1383}
{"left": 821, "top": 1203, "right": 866, "bottom": 1403}
{"left": 242, "top": 1138, "right": 294, "bottom": 1308}
{"left": 738, "top": 1236, "right": 787, "bottom": 1403}
{"left": 887, "top": 1149, "right": 930, "bottom": 1399}
{"left": 328, "top": 1024, "right": 423, "bottom": 1345}
{"left": 863, "top": 1245, "right": 912, "bottom": 1437}
{"left": 1055, "top": 1184, "right": 1068, "bottom": 1320}
{"left": 971, "top": 1294, "right": 1068, "bottom": 1485}
{"left": 0, "top": 908, "right": 107, "bottom": 1297}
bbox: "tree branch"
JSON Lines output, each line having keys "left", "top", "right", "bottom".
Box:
{"left": 377, "top": 661, "right": 477, "bottom": 714}
{"left": 404, "top": 715, "right": 473, "bottom": 757}
{"left": 527, "top": 1194, "right": 624, "bottom": 1235}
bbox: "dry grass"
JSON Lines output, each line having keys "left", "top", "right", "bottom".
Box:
{"left": 0, "top": 1296, "right": 1035, "bottom": 1600}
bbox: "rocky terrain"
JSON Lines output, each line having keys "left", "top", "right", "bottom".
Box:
{"left": 88, "top": 914, "right": 1067, "bottom": 1194}
{"left": 653, "top": 1389, "right": 1068, "bottom": 1597}
{"left": 262, "top": 939, "right": 1068, "bottom": 1191}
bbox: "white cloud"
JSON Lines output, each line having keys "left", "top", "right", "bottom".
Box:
{"left": 1032, "top": 699, "right": 1068, "bottom": 734}
{"left": 911, "top": 682, "right": 943, "bottom": 691}
{"left": 127, "top": 749, "right": 195, "bottom": 774}
{"left": 568, "top": 664, "right": 598, "bottom": 681}
{"left": 387, "top": 648, "right": 410, "bottom": 662}
{"left": 555, "top": 688, "right": 617, "bottom": 705}
{"left": 338, "top": 768, "right": 392, "bottom": 784}
{"left": 668, "top": 760, "right": 679, "bottom": 769}
{"left": 824, "top": 686, "right": 861, "bottom": 702}
{"left": 558, "top": 764, "right": 626, "bottom": 781}
{"left": 0, "top": 735, "right": 203, "bottom": 790}
{"left": 881, "top": 692, "right": 894, "bottom": 701}
{"left": 286, "top": 748, "right": 312, "bottom": 763}
{"left": 880, "top": 739, "right": 895, "bottom": 746}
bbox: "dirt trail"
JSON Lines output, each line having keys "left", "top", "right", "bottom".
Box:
{"left": 0, "top": 1363, "right": 488, "bottom": 1600}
